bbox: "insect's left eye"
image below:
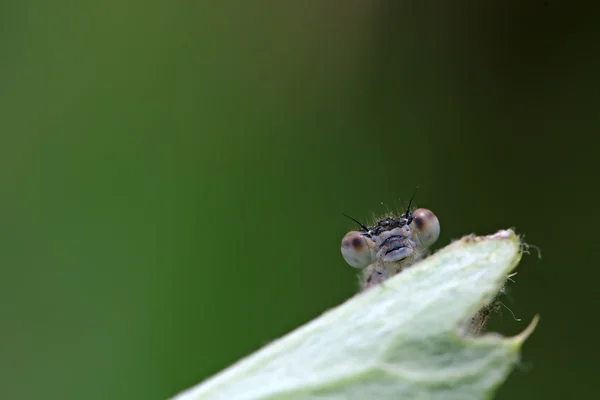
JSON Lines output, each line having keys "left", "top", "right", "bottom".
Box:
{"left": 409, "top": 208, "right": 440, "bottom": 249}
{"left": 341, "top": 231, "right": 376, "bottom": 268}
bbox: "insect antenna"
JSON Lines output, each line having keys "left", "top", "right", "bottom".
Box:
{"left": 404, "top": 185, "right": 420, "bottom": 219}
{"left": 342, "top": 213, "right": 369, "bottom": 232}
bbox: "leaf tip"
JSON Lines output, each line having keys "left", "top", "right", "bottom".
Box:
{"left": 510, "top": 314, "right": 540, "bottom": 348}
{"left": 486, "top": 229, "right": 516, "bottom": 240}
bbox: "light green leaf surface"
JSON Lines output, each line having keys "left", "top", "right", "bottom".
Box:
{"left": 172, "top": 229, "right": 538, "bottom": 400}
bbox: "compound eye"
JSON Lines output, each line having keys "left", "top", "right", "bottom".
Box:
{"left": 409, "top": 208, "right": 440, "bottom": 249}
{"left": 341, "top": 231, "right": 376, "bottom": 268}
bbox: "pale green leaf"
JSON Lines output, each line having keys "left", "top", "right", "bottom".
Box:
{"left": 172, "top": 229, "right": 538, "bottom": 400}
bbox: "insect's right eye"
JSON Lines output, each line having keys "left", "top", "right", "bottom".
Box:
{"left": 341, "top": 231, "right": 376, "bottom": 268}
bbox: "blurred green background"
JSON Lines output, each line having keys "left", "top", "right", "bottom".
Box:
{"left": 1, "top": 1, "right": 597, "bottom": 399}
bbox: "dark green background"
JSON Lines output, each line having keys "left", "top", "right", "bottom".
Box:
{"left": 1, "top": 1, "right": 597, "bottom": 399}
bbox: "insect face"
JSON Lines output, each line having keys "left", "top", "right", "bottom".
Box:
{"left": 341, "top": 206, "right": 440, "bottom": 290}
